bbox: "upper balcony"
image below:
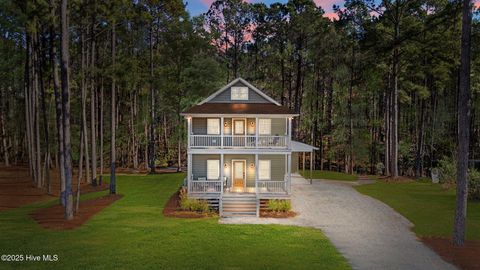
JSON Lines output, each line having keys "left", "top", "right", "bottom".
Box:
{"left": 187, "top": 117, "right": 291, "bottom": 149}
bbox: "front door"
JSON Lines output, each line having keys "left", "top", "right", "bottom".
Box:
{"left": 232, "top": 160, "right": 246, "bottom": 190}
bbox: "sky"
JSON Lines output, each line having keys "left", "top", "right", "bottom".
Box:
{"left": 184, "top": 0, "right": 344, "bottom": 20}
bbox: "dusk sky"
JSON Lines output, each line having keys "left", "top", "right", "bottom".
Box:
{"left": 184, "top": 0, "right": 345, "bottom": 20}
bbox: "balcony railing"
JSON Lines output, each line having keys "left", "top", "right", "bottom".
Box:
{"left": 189, "top": 135, "right": 288, "bottom": 148}
{"left": 256, "top": 181, "right": 287, "bottom": 193}
{"left": 188, "top": 178, "right": 288, "bottom": 195}
{"left": 189, "top": 179, "right": 223, "bottom": 194}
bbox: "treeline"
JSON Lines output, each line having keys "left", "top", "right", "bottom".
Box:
{"left": 0, "top": 0, "right": 226, "bottom": 194}
{"left": 0, "top": 0, "right": 479, "bottom": 187}
{"left": 204, "top": 0, "right": 480, "bottom": 177}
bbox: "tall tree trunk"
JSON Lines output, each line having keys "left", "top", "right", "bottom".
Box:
{"left": 38, "top": 32, "right": 51, "bottom": 193}
{"left": 60, "top": 0, "right": 73, "bottom": 220}
{"left": 454, "top": 0, "right": 473, "bottom": 247}
{"left": 149, "top": 24, "right": 156, "bottom": 174}
{"left": 80, "top": 32, "right": 91, "bottom": 184}
{"left": 90, "top": 25, "right": 97, "bottom": 185}
{"left": 0, "top": 88, "right": 9, "bottom": 166}
{"left": 110, "top": 22, "right": 117, "bottom": 194}
{"left": 99, "top": 79, "right": 104, "bottom": 185}
{"left": 50, "top": 20, "right": 66, "bottom": 205}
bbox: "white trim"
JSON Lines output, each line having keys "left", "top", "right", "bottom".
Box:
{"left": 231, "top": 159, "right": 247, "bottom": 189}
{"left": 189, "top": 148, "right": 292, "bottom": 155}
{"left": 181, "top": 113, "right": 299, "bottom": 118}
{"left": 198, "top": 78, "right": 281, "bottom": 106}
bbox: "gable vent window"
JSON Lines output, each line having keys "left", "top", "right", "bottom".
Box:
{"left": 207, "top": 160, "right": 220, "bottom": 180}
{"left": 207, "top": 118, "right": 220, "bottom": 135}
{"left": 258, "top": 160, "right": 271, "bottom": 180}
{"left": 231, "top": 87, "right": 248, "bottom": 100}
{"left": 259, "top": 119, "right": 271, "bottom": 135}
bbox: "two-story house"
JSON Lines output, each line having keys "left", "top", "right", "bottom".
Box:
{"left": 181, "top": 78, "right": 317, "bottom": 217}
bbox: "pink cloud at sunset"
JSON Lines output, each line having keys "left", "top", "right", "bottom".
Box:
{"left": 324, "top": 12, "right": 339, "bottom": 20}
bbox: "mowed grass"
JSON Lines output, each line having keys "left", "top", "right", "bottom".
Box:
{"left": 356, "top": 181, "right": 480, "bottom": 240}
{"left": 0, "top": 173, "right": 350, "bottom": 270}
{"left": 300, "top": 170, "right": 358, "bottom": 181}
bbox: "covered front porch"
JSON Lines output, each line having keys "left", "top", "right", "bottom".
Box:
{"left": 187, "top": 153, "right": 291, "bottom": 196}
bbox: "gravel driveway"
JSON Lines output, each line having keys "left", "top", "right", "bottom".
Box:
{"left": 220, "top": 175, "right": 456, "bottom": 270}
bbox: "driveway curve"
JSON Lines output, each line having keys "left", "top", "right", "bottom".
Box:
{"left": 220, "top": 175, "right": 456, "bottom": 270}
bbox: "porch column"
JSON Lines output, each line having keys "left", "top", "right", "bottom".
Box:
{"left": 187, "top": 153, "right": 192, "bottom": 193}
{"left": 255, "top": 117, "right": 259, "bottom": 148}
{"left": 302, "top": 152, "right": 306, "bottom": 172}
{"left": 287, "top": 153, "right": 291, "bottom": 194}
{"left": 220, "top": 116, "right": 224, "bottom": 149}
{"left": 187, "top": 117, "right": 191, "bottom": 148}
{"left": 255, "top": 153, "right": 259, "bottom": 217}
{"left": 220, "top": 153, "right": 224, "bottom": 194}
{"left": 310, "top": 151, "right": 313, "bottom": 185}
{"left": 288, "top": 117, "right": 292, "bottom": 149}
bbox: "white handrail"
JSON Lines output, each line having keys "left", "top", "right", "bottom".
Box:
{"left": 256, "top": 180, "right": 287, "bottom": 193}
{"left": 189, "top": 179, "right": 222, "bottom": 193}
{"left": 189, "top": 134, "right": 287, "bottom": 148}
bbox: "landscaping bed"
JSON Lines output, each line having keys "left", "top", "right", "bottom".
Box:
{"left": 162, "top": 190, "right": 216, "bottom": 218}
{"left": 422, "top": 237, "right": 480, "bottom": 270}
{"left": 260, "top": 210, "right": 296, "bottom": 218}
{"left": 30, "top": 194, "right": 123, "bottom": 230}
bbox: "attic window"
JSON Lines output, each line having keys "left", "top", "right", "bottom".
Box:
{"left": 231, "top": 87, "right": 248, "bottom": 100}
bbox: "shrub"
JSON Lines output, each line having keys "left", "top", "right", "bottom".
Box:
{"left": 179, "top": 188, "right": 210, "bottom": 212}
{"left": 438, "top": 156, "right": 480, "bottom": 201}
{"left": 469, "top": 169, "right": 480, "bottom": 201}
{"left": 267, "top": 199, "right": 291, "bottom": 212}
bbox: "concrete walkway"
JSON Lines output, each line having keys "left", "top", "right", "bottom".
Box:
{"left": 220, "top": 175, "right": 456, "bottom": 270}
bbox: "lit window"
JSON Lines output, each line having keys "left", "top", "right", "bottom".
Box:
{"left": 258, "top": 119, "right": 271, "bottom": 135}
{"left": 207, "top": 118, "right": 220, "bottom": 134}
{"left": 207, "top": 160, "right": 220, "bottom": 180}
{"left": 231, "top": 87, "right": 248, "bottom": 100}
{"left": 258, "top": 160, "right": 271, "bottom": 180}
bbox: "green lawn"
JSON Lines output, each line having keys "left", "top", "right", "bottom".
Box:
{"left": 300, "top": 170, "right": 358, "bottom": 181}
{"left": 0, "top": 173, "right": 350, "bottom": 270}
{"left": 356, "top": 181, "right": 480, "bottom": 240}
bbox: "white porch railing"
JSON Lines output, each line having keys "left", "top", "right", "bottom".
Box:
{"left": 189, "top": 180, "right": 223, "bottom": 193}
{"left": 256, "top": 181, "right": 287, "bottom": 193}
{"left": 189, "top": 135, "right": 287, "bottom": 148}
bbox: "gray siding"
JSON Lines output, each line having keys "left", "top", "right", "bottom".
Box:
{"left": 191, "top": 154, "right": 287, "bottom": 187}
{"left": 209, "top": 81, "right": 271, "bottom": 103}
{"left": 192, "top": 117, "right": 285, "bottom": 135}
{"left": 271, "top": 118, "right": 286, "bottom": 135}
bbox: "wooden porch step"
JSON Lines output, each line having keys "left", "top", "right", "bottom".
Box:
{"left": 221, "top": 195, "right": 258, "bottom": 217}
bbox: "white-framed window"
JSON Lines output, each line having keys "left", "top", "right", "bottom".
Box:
{"left": 258, "top": 160, "right": 271, "bottom": 180}
{"left": 207, "top": 160, "right": 220, "bottom": 180}
{"left": 207, "top": 118, "right": 220, "bottom": 134}
{"left": 231, "top": 87, "right": 248, "bottom": 100}
{"left": 258, "top": 119, "right": 271, "bottom": 135}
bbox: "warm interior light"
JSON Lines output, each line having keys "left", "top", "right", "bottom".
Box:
{"left": 224, "top": 122, "right": 228, "bottom": 127}
{"left": 250, "top": 121, "right": 254, "bottom": 127}
{"left": 224, "top": 163, "right": 228, "bottom": 168}
{"left": 250, "top": 163, "right": 255, "bottom": 168}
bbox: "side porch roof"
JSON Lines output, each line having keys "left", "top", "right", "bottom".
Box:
{"left": 291, "top": 141, "right": 319, "bottom": 152}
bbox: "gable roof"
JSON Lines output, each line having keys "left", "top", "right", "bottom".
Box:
{"left": 198, "top": 77, "right": 281, "bottom": 106}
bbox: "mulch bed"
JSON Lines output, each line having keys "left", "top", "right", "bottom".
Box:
{"left": 422, "top": 237, "right": 480, "bottom": 270}
{"left": 260, "top": 210, "right": 297, "bottom": 218}
{"left": 163, "top": 191, "right": 216, "bottom": 218}
{"left": 30, "top": 194, "right": 123, "bottom": 230}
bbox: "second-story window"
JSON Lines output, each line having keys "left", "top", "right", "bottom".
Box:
{"left": 231, "top": 87, "right": 248, "bottom": 100}
{"left": 207, "top": 118, "right": 220, "bottom": 134}
{"left": 259, "top": 119, "right": 271, "bottom": 135}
